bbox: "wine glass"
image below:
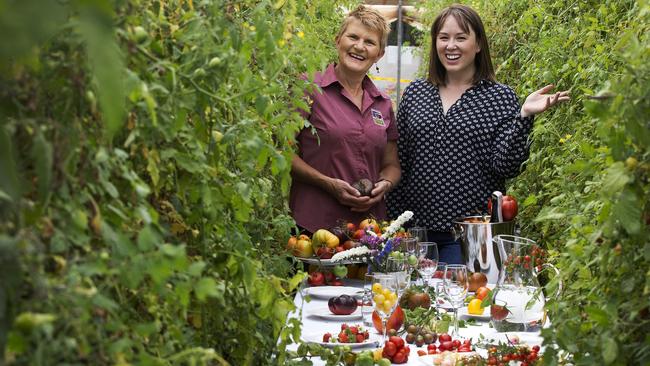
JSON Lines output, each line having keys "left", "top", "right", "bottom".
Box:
{"left": 371, "top": 273, "right": 399, "bottom": 344}
{"left": 443, "top": 264, "right": 469, "bottom": 337}
{"left": 408, "top": 226, "right": 427, "bottom": 243}
{"left": 401, "top": 237, "right": 418, "bottom": 286}
{"left": 386, "top": 256, "right": 409, "bottom": 297}
{"left": 417, "top": 242, "right": 438, "bottom": 288}
{"left": 360, "top": 273, "right": 374, "bottom": 327}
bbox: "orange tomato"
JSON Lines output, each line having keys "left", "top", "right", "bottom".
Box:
{"left": 475, "top": 286, "right": 491, "bottom": 301}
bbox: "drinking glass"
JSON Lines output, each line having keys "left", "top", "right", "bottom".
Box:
{"left": 386, "top": 256, "right": 409, "bottom": 297}
{"left": 408, "top": 226, "right": 428, "bottom": 243}
{"left": 360, "top": 273, "right": 374, "bottom": 327}
{"left": 443, "top": 264, "right": 469, "bottom": 337}
{"left": 417, "top": 242, "right": 438, "bottom": 288}
{"left": 402, "top": 237, "right": 418, "bottom": 286}
{"left": 371, "top": 273, "right": 399, "bottom": 344}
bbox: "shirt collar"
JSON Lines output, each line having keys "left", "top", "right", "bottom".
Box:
{"left": 316, "top": 64, "right": 389, "bottom": 101}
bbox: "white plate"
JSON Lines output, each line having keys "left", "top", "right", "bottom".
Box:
{"left": 418, "top": 352, "right": 478, "bottom": 365}
{"left": 306, "top": 305, "right": 363, "bottom": 321}
{"left": 302, "top": 331, "right": 378, "bottom": 349}
{"left": 297, "top": 257, "right": 365, "bottom": 265}
{"left": 458, "top": 306, "right": 491, "bottom": 320}
{"left": 304, "top": 286, "right": 362, "bottom": 300}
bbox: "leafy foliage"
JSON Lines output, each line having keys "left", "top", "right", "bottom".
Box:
{"left": 418, "top": 1, "right": 650, "bottom": 364}
{"left": 0, "top": 0, "right": 350, "bottom": 364}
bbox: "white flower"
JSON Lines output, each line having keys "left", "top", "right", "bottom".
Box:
{"left": 331, "top": 246, "right": 371, "bottom": 262}
{"left": 381, "top": 210, "right": 414, "bottom": 238}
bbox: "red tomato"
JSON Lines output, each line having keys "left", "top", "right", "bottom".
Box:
{"left": 392, "top": 350, "right": 408, "bottom": 364}
{"left": 502, "top": 195, "right": 518, "bottom": 221}
{"left": 308, "top": 272, "right": 325, "bottom": 286}
{"left": 452, "top": 339, "right": 461, "bottom": 349}
{"left": 389, "top": 336, "right": 405, "bottom": 348}
{"left": 383, "top": 341, "right": 397, "bottom": 357}
{"left": 475, "top": 286, "right": 490, "bottom": 300}
{"left": 438, "top": 333, "right": 452, "bottom": 343}
{"left": 323, "top": 272, "right": 335, "bottom": 283}
{"left": 442, "top": 341, "right": 453, "bottom": 351}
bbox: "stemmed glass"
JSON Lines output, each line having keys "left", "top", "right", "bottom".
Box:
{"left": 360, "top": 273, "right": 374, "bottom": 327}
{"left": 408, "top": 226, "right": 427, "bottom": 243}
{"left": 443, "top": 264, "right": 469, "bottom": 337}
{"left": 386, "top": 256, "right": 409, "bottom": 297}
{"left": 417, "top": 242, "right": 439, "bottom": 288}
{"left": 371, "top": 273, "right": 399, "bottom": 344}
{"left": 402, "top": 237, "right": 418, "bottom": 286}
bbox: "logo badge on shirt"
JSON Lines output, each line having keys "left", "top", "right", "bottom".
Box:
{"left": 371, "top": 109, "right": 385, "bottom": 126}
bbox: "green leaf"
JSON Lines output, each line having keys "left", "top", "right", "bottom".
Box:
{"left": 602, "top": 336, "right": 618, "bottom": 364}
{"left": 585, "top": 306, "right": 609, "bottom": 327}
{"left": 137, "top": 225, "right": 160, "bottom": 252}
{"left": 0, "top": 122, "right": 20, "bottom": 202}
{"left": 194, "top": 278, "right": 220, "bottom": 301}
{"left": 612, "top": 188, "right": 642, "bottom": 235}
{"left": 92, "top": 294, "right": 119, "bottom": 312}
{"left": 79, "top": 9, "right": 126, "bottom": 139}
{"left": 601, "top": 162, "right": 631, "bottom": 193}
{"left": 187, "top": 261, "right": 206, "bottom": 277}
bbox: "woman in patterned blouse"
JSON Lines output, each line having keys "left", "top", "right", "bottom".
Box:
{"left": 387, "top": 4, "right": 569, "bottom": 263}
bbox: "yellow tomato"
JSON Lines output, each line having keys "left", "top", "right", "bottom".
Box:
{"left": 388, "top": 291, "right": 397, "bottom": 303}
{"left": 372, "top": 283, "right": 383, "bottom": 294}
{"left": 382, "top": 300, "right": 393, "bottom": 313}
{"left": 374, "top": 294, "right": 385, "bottom": 305}
{"left": 468, "top": 298, "right": 484, "bottom": 315}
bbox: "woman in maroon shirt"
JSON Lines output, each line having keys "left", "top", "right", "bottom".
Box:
{"left": 290, "top": 6, "right": 401, "bottom": 234}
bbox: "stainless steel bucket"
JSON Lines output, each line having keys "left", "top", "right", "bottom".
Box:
{"left": 452, "top": 216, "right": 516, "bottom": 284}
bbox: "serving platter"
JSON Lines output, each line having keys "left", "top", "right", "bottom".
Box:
{"left": 301, "top": 331, "right": 378, "bottom": 349}
{"left": 458, "top": 306, "right": 492, "bottom": 321}
{"left": 303, "top": 286, "right": 362, "bottom": 300}
{"left": 297, "top": 257, "right": 365, "bottom": 266}
{"left": 305, "top": 305, "right": 363, "bottom": 321}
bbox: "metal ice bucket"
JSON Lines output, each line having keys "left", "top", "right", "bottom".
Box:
{"left": 452, "top": 216, "right": 516, "bottom": 284}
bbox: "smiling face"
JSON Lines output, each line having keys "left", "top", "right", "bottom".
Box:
{"left": 336, "top": 18, "right": 385, "bottom": 77}
{"left": 435, "top": 15, "right": 481, "bottom": 82}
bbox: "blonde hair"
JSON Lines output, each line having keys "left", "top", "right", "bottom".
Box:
{"left": 336, "top": 5, "right": 390, "bottom": 50}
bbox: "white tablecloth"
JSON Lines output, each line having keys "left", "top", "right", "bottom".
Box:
{"left": 287, "top": 279, "right": 545, "bottom": 365}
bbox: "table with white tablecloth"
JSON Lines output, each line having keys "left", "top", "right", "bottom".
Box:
{"left": 287, "top": 279, "right": 546, "bottom": 365}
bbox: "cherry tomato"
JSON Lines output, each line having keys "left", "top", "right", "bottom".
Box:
{"left": 383, "top": 341, "right": 397, "bottom": 357}
{"left": 389, "top": 336, "right": 405, "bottom": 348}
{"left": 532, "top": 345, "right": 541, "bottom": 352}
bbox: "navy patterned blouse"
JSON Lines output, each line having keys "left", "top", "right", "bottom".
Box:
{"left": 386, "top": 78, "right": 534, "bottom": 231}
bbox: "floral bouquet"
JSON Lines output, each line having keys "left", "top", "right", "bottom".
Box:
{"left": 331, "top": 211, "right": 414, "bottom": 273}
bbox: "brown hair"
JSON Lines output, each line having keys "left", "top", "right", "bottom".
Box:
{"left": 427, "top": 4, "right": 495, "bottom": 86}
{"left": 336, "top": 5, "right": 390, "bottom": 51}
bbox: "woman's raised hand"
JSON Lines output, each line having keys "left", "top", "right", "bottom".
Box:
{"left": 520, "top": 84, "right": 570, "bottom": 118}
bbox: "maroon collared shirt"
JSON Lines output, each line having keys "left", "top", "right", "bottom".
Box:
{"left": 290, "top": 64, "right": 398, "bottom": 232}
